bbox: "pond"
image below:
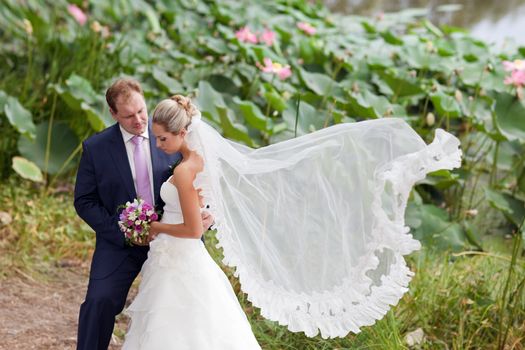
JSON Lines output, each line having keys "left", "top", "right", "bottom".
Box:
{"left": 325, "top": 0, "right": 525, "bottom": 47}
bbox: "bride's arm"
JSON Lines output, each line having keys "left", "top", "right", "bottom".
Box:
{"left": 149, "top": 167, "right": 203, "bottom": 239}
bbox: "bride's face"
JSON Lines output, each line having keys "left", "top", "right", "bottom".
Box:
{"left": 152, "top": 122, "right": 186, "bottom": 154}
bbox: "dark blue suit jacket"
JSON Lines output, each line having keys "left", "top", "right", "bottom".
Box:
{"left": 74, "top": 122, "right": 181, "bottom": 279}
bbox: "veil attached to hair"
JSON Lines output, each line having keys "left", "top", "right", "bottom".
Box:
{"left": 186, "top": 113, "right": 461, "bottom": 339}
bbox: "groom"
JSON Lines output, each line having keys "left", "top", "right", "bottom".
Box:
{"left": 74, "top": 78, "right": 213, "bottom": 350}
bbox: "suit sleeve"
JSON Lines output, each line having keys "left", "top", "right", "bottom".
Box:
{"left": 74, "top": 142, "right": 125, "bottom": 247}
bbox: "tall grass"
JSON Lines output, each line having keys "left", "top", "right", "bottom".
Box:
{"left": 0, "top": 178, "right": 93, "bottom": 276}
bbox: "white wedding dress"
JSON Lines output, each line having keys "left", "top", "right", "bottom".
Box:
{"left": 121, "top": 177, "right": 261, "bottom": 349}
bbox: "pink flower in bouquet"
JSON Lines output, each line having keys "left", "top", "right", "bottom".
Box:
{"left": 235, "top": 26, "right": 258, "bottom": 44}
{"left": 259, "top": 29, "right": 276, "bottom": 46}
{"left": 297, "top": 22, "right": 316, "bottom": 35}
{"left": 67, "top": 4, "right": 87, "bottom": 26}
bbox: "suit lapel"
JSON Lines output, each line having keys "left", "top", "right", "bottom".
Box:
{"left": 108, "top": 124, "right": 136, "bottom": 199}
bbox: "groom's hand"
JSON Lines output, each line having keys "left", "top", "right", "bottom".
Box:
{"left": 130, "top": 237, "right": 149, "bottom": 246}
{"left": 197, "top": 187, "right": 214, "bottom": 231}
{"left": 197, "top": 188, "right": 205, "bottom": 208}
{"left": 201, "top": 211, "right": 214, "bottom": 232}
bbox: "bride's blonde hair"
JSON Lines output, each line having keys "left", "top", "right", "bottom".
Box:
{"left": 152, "top": 95, "right": 197, "bottom": 134}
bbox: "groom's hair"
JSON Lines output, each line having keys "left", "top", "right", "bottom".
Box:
{"left": 106, "top": 78, "right": 144, "bottom": 113}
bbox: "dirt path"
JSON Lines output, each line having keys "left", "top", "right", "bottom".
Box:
{"left": 0, "top": 262, "right": 137, "bottom": 350}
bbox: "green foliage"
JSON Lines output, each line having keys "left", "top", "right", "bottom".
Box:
{"left": 0, "top": 90, "right": 36, "bottom": 138}
{"left": 407, "top": 202, "right": 470, "bottom": 251}
{"left": 11, "top": 156, "right": 43, "bottom": 183}
{"left": 18, "top": 121, "right": 79, "bottom": 175}
{"left": 493, "top": 92, "right": 525, "bottom": 142}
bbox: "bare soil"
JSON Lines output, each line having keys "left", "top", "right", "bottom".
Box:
{"left": 0, "top": 261, "right": 137, "bottom": 350}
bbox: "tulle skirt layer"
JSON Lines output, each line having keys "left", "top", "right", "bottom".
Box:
{"left": 122, "top": 234, "right": 261, "bottom": 350}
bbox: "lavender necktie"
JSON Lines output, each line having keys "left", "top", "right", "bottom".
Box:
{"left": 131, "top": 135, "right": 154, "bottom": 206}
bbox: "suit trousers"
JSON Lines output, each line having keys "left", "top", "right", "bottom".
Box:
{"left": 76, "top": 246, "right": 148, "bottom": 350}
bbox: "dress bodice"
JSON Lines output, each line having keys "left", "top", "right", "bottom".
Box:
{"left": 160, "top": 177, "right": 184, "bottom": 225}
{"left": 149, "top": 177, "right": 204, "bottom": 264}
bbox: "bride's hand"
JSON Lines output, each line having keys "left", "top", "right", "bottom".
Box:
{"left": 148, "top": 221, "right": 162, "bottom": 242}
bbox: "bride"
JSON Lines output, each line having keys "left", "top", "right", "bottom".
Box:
{"left": 123, "top": 94, "right": 462, "bottom": 348}
{"left": 122, "top": 95, "right": 261, "bottom": 349}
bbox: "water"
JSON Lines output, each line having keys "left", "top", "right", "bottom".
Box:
{"left": 325, "top": 0, "right": 525, "bottom": 47}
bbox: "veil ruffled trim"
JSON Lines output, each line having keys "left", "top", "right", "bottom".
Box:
{"left": 186, "top": 116, "right": 462, "bottom": 339}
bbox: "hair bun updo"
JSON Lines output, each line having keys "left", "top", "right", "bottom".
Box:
{"left": 170, "top": 95, "right": 196, "bottom": 119}
{"left": 153, "top": 94, "right": 198, "bottom": 135}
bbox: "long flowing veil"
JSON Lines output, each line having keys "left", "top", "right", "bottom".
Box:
{"left": 186, "top": 113, "right": 462, "bottom": 338}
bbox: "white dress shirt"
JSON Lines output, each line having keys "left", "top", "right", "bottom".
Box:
{"left": 119, "top": 125, "right": 155, "bottom": 205}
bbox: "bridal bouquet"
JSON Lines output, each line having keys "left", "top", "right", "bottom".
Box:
{"left": 118, "top": 198, "right": 158, "bottom": 245}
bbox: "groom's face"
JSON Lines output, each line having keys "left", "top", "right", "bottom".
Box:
{"left": 110, "top": 91, "right": 148, "bottom": 135}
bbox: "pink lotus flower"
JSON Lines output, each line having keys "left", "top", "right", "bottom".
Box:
{"left": 277, "top": 66, "right": 292, "bottom": 80}
{"left": 297, "top": 22, "right": 316, "bottom": 35}
{"left": 504, "top": 69, "right": 525, "bottom": 88}
{"left": 259, "top": 29, "right": 276, "bottom": 46}
{"left": 503, "top": 59, "right": 525, "bottom": 72}
{"left": 257, "top": 58, "right": 292, "bottom": 80}
{"left": 235, "top": 26, "right": 258, "bottom": 44}
{"left": 68, "top": 4, "right": 87, "bottom": 26}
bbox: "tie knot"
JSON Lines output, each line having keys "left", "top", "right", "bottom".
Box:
{"left": 131, "top": 135, "right": 143, "bottom": 146}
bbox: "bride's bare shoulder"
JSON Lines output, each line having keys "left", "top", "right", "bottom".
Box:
{"left": 172, "top": 154, "right": 203, "bottom": 186}
{"left": 172, "top": 164, "right": 193, "bottom": 186}
{"left": 186, "top": 151, "right": 204, "bottom": 173}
